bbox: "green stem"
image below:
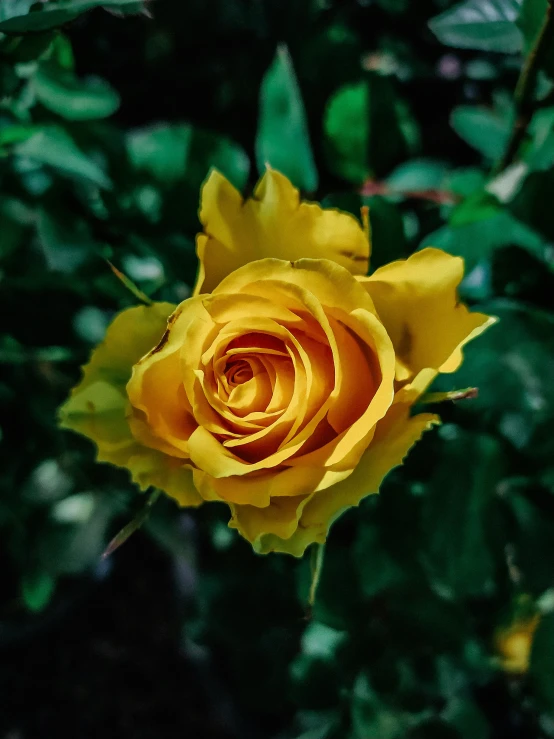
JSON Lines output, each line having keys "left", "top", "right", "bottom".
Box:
{"left": 102, "top": 489, "right": 162, "bottom": 559}
{"left": 308, "top": 542, "right": 326, "bottom": 611}
{"left": 496, "top": 0, "right": 554, "bottom": 173}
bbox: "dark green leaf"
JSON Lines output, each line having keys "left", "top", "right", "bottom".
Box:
{"left": 256, "top": 44, "right": 318, "bottom": 192}
{"left": 33, "top": 62, "right": 120, "bottom": 120}
{"left": 443, "top": 697, "right": 490, "bottom": 739}
{"left": 14, "top": 126, "right": 112, "bottom": 189}
{"left": 421, "top": 204, "right": 549, "bottom": 272}
{"left": 0, "top": 202, "right": 27, "bottom": 260}
{"left": 36, "top": 206, "right": 97, "bottom": 273}
{"left": 0, "top": 0, "right": 34, "bottom": 23}
{"left": 526, "top": 107, "right": 554, "bottom": 171}
{"left": 386, "top": 159, "right": 450, "bottom": 194}
{"left": 365, "top": 196, "right": 409, "bottom": 270}
{"left": 451, "top": 106, "right": 510, "bottom": 159}
{"left": 127, "top": 123, "right": 249, "bottom": 191}
{"left": 429, "top": 0, "right": 524, "bottom": 53}
{"left": 442, "top": 301, "right": 554, "bottom": 462}
{"left": 324, "top": 80, "right": 369, "bottom": 182}
{"left": 530, "top": 613, "right": 554, "bottom": 709}
{"left": 351, "top": 673, "right": 409, "bottom": 739}
{"left": 354, "top": 522, "right": 408, "bottom": 598}
{"left": 503, "top": 484, "right": 554, "bottom": 594}
{"left": 512, "top": 169, "right": 554, "bottom": 240}
{"left": 0, "top": 122, "right": 38, "bottom": 148}
{"left": 0, "top": 0, "right": 147, "bottom": 34}
{"left": 21, "top": 570, "right": 55, "bottom": 612}
{"left": 324, "top": 74, "right": 411, "bottom": 183}
{"left": 421, "top": 428, "right": 506, "bottom": 598}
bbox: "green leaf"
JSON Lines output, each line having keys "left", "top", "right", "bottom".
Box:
{"left": 503, "top": 484, "right": 554, "bottom": 594}
{"left": 512, "top": 169, "right": 554, "bottom": 241}
{"left": 0, "top": 201, "right": 27, "bottom": 260}
{"left": 324, "top": 74, "right": 412, "bottom": 183}
{"left": 354, "top": 522, "right": 408, "bottom": 598}
{"left": 530, "top": 613, "right": 554, "bottom": 709}
{"left": 127, "top": 123, "right": 250, "bottom": 191}
{"left": 14, "top": 126, "right": 112, "bottom": 189}
{"left": 407, "top": 719, "right": 461, "bottom": 739}
{"left": 0, "top": 0, "right": 34, "bottom": 23}
{"left": 290, "top": 624, "right": 343, "bottom": 708}
{"left": 526, "top": 107, "right": 554, "bottom": 171}
{"left": 0, "top": 0, "right": 147, "bottom": 34}
{"left": 351, "top": 673, "right": 409, "bottom": 739}
{"left": 429, "top": 0, "right": 524, "bottom": 53}
{"left": 0, "top": 123, "right": 39, "bottom": 149}
{"left": 443, "top": 698, "right": 490, "bottom": 739}
{"left": 442, "top": 301, "right": 554, "bottom": 462}
{"left": 33, "top": 62, "right": 120, "bottom": 120}
{"left": 256, "top": 44, "right": 318, "bottom": 192}
{"left": 365, "top": 196, "right": 409, "bottom": 270}
{"left": 21, "top": 570, "right": 56, "bottom": 612}
{"left": 451, "top": 106, "right": 510, "bottom": 159}
{"left": 324, "top": 81, "right": 369, "bottom": 183}
{"left": 421, "top": 202, "right": 549, "bottom": 272}
{"left": 38, "top": 494, "right": 119, "bottom": 575}
{"left": 421, "top": 428, "right": 506, "bottom": 598}
{"left": 36, "top": 205, "right": 97, "bottom": 272}
{"left": 127, "top": 124, "right": 193, "bottom": 184}
{"left": 386, "top": 159, "right": 450, "bottom": 194}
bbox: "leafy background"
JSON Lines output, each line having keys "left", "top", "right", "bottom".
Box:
{"left": 2, "top": 0, "right": 554, "bottom": 737}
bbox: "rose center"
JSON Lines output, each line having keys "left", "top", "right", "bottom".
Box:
{"left": 225, "top": 359, "right": 254, "bottom": 387}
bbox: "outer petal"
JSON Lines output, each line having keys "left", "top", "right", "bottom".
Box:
{"left": 358, "top": 248, "right": 497, "bottom": 380}
{"left": 252, "top": 403, "right": 440, "bottom": 556}
{"left": 194, "top": 168, "right": 369, "bottom": 294}
{"left": 228, "top": 494, "right": 313, "bottom": 544}
{"left": 59, "top": 303, "right": 203, "bottom": 508}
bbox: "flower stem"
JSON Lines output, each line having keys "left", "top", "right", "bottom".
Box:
{"left": 308, "top": 542, "right": 326, "bottom": 611}
{"left": 102, "top": 489, "right": 162, "bottom": 559}
{"left": 496, "top": 0, "right": 554, "bottom": 172}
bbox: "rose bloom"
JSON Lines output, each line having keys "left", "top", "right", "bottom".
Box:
{"left": 59, "top": 169, "right": 495, "bottom": 556}
{"left": 495, "top": 613, "right": 540, "bottom": 674}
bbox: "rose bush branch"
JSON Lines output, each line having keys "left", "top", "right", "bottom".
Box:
{"left": 497, "top": 0, "right": 554, "bottom": 173}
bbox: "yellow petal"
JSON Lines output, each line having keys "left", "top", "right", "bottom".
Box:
{"left": 186, "top": 259, "right": 395, "bottom": 479}
{"left": 193, "top": 464, "right": 352, "bottom": 508}
{"left": 228, "top": 494, "right": 312, "bottom": 543}
{"left": 359, "top": 248, "right": 497, "bottom": 379}
{"left": 125, "top": 451, "right": 203, "bottom": 508}
{"left": 59, "top": 303, "right": 202, "bottom": 508}
{"left": 194, "top": 168, "right": 369, "bottom": 294}
{"left": 254, "top": 404, "right": 440, "bottom": 556}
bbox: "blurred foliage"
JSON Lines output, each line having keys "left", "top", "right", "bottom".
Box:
{"left": 2, "top": 0, "right": 554, "bottom": 737}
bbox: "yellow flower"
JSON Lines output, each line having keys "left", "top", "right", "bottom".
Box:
{"left": 495, "top": 613, "right": 540, "bottom": 674}
{"left": 59, "top": 169, "right": 496, "bottom": 556}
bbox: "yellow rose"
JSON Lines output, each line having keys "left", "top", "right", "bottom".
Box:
{"left": 59, "top": 169, "right": 496, "bottom": 556}
{"left": 495, "top": 613, "right": 540, "bottom": 674}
